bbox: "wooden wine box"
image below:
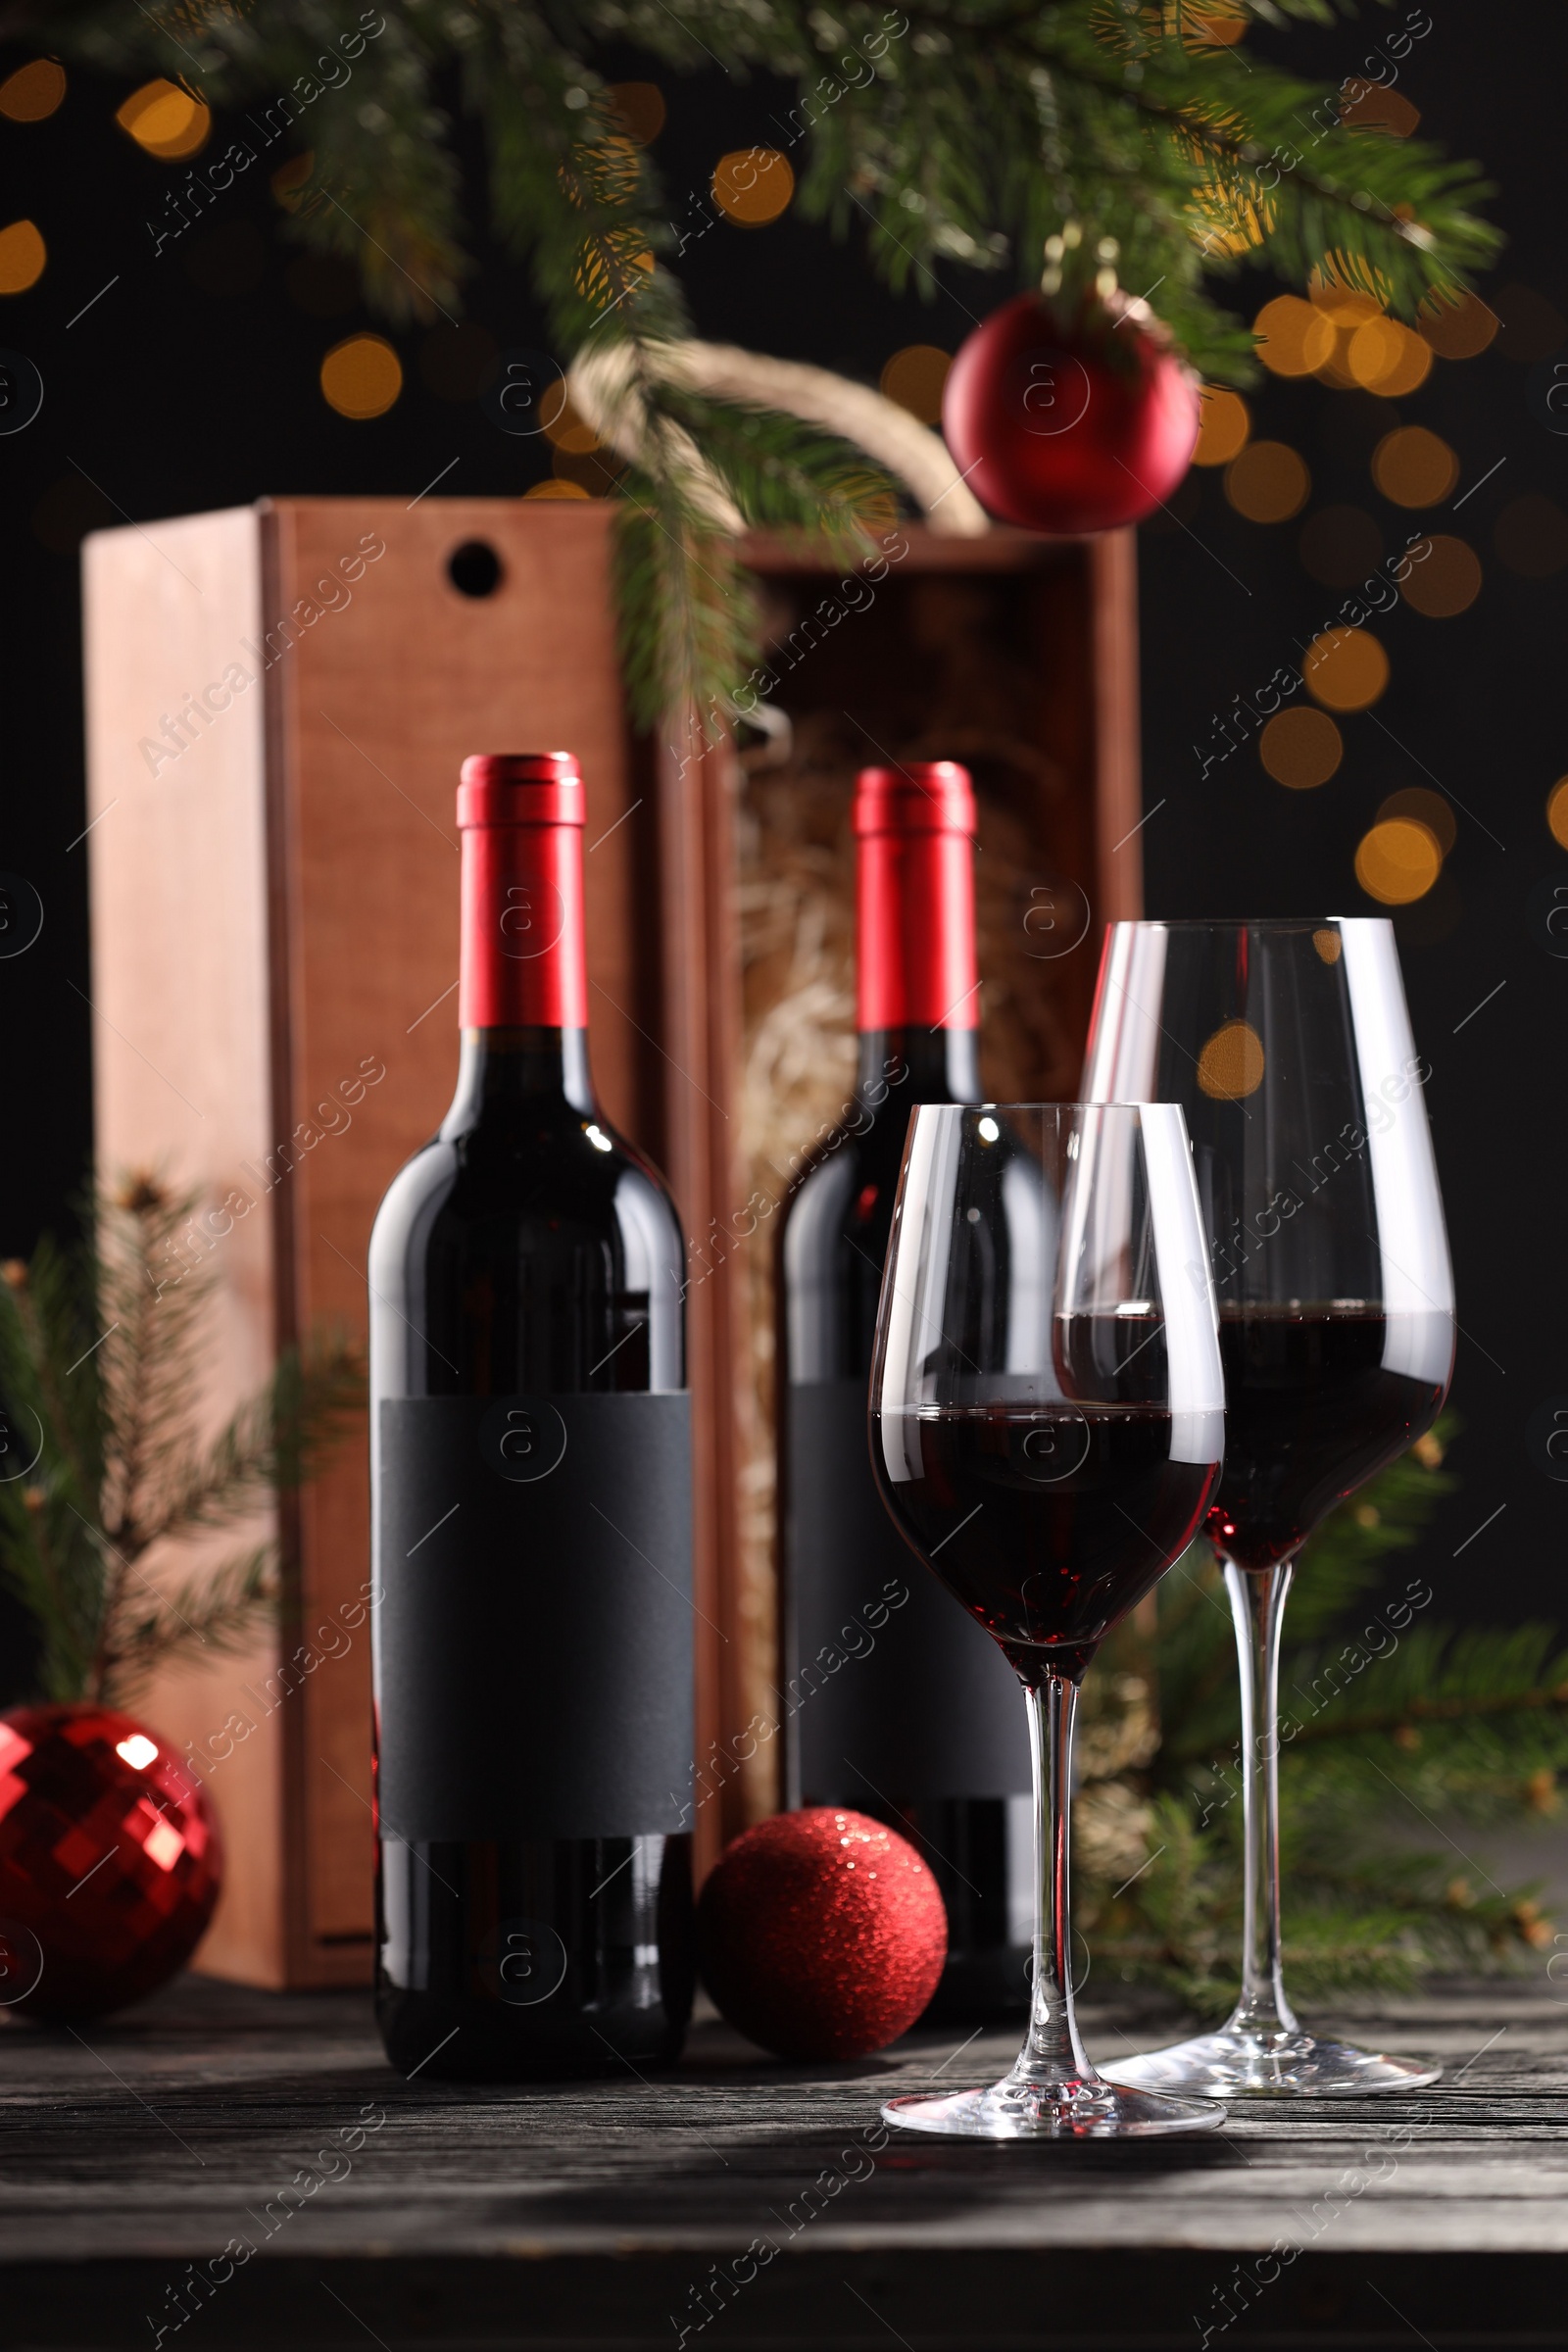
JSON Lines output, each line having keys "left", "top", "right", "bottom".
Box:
{"left": 81, "top": 499, "right": 1141, "bottom": 1986}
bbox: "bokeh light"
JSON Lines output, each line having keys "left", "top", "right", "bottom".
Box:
{"left": 1338, "top": 84, "right": 1419, "bottom": 135}
{"left": 574, "top": 232, "right": 654, "bottom": 307}
{"left": 1175, "top": 0, "right": 1250, "bottom": 47}
{"left": 607, "top": 82, "right": 665, "bottom": 145}
{"left": 561, "top": 135, "right": 640, "bottom": 211}
{"left": 1379, "top": 786, "right": 1455, "bottom": 856}
{"left": 0, "top": 219, "right": 46, "bottom": 294}
{"left": 880, "top": 345, "right": 951, "bottom": 425}
{"left": 1197, "top": 1019, "right": 1265, "bottom": 1100}
{"left": 1312, "top": 928, "right": 1342, "bottom": 964}
{"left": 0, "top": 60, "right": 66, "bottom": 122}
{"left": 1400, "top": 533, "right": 1481, "bottom": 617}
{"left": 1224, "top": 440, "right": 1309, "bottom": 521}
{"left": 523, "top": 479, "right": 591, "bottom": 501}
{"left": 1303, "top": 626, "right": 1389, "bottom": 711}
{"left": 1253, "top": 295, "right": 1335, "bottom": 377}
{"left": 1494, "top": 494, "right": 1568, "bottom": 578}
{"left": 1347, "top": 315, "right": 1433, "bottom": 397}
{"left": 1546, "top": 777, "right": 1568, "bottom": 851}
{"left": 540, "top": 380, "right": 600, "bottom": 454}
{"left": 1371, "top": 424, "right": 1458, "bottom": 507}
{"left": 1354, "top": 816, "right": 1442, "bottom": 905}
{"left": 1417, "top": 289, "right": 1498, "bottom": 360}
{"left": 319, "top": 333, "right": 402, "bottom": 419}
{"left": 1258, "top": 706, "right": 1344, "bottom": 790}
{"left": 117, "top": 77, "right": 211, "bottom": 160}
{"left": 712, "top": 148, "right": 794, "bottom": 226}
{"left": 1192, "top": 385, "right": 1250, "bottom": 466}
{"left": 1298, "top": 505, "right": 1383, "bottom": 587}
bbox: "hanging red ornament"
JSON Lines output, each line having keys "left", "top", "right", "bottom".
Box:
{"left": 698, "top": 1806, "right": 947, "bottom": 2061}
{"left": 0, "top": 1704, "right": 222, "bottom": 2024}
{"left": 943, "top": 286, "right": 1200, "bottom": 534}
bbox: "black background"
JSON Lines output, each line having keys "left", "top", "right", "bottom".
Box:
{"left": 0, "top": 0, "right": 1563, "bottom": 1648}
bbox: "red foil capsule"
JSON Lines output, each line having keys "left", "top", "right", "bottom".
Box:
{"left": 457, "top": 751, "right": 588, "bottom": 1029}
{"left": 855, "top": 761, "right": 978, "bottom": 1032}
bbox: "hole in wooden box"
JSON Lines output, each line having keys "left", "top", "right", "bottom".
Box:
{"left": 447, "top": 540, "right": 505, "bottom": 599}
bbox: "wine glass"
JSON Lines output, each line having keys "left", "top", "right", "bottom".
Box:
{"left": 870, "top": 1103, "right": 1226, "bottom": 2138}
{"left": 1084, "top": 919, "right": 1454, "bottom": 2098}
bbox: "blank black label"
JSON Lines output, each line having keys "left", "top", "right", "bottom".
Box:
{"left": 788, "top": 1380, "right": 1030, "bottom": 1800}
{"left": 375, "top": 1394, "right": 694, "bottom": 1840}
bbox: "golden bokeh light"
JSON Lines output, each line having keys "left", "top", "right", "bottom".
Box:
{"left": 1494, "top": 494, "right": 1568, "bottom": 579}
{"left": 0, "top": 217, "right": 51, "bottom": 303}
{"left": 1348, "top": 315, "right": 1433, "bottom": 397}
{"left": 319, "top": 333, "right": 403, "bottom": 419}
{"left": 1192, "top": 385, "right": 1250, "bottom": 466}
{"left": 1259, "top": 706, "right": 1343, "bottom": 790}
{"left": 1198, "top": 1019, "right": 1266, "bottom": 1101}
{"left": 574, "top": 231, "right": 654, "bottom": 307}
{"left": 0, "top": 59, "right": 66, "bottom": 122}
{"left": 1253, "top": 294, "right": 1336, "bottom": 377}
{"left": 712, "top": 148, "right": 795, "bottom": 226}
{"left": 0, "top": 219, "right": 46, "bottom": 294}
{"left": 1225, "top": 440, "right": 1309, "bottom": 522}
{"left": 1379, "top": 786, "right": 1455, "bottom": 857}
{"left": 1371, "top": 424, "right": 1458, "bottom": 507}
{"left": 1354, "top": 816, "right": 1442, "bottom": 905}
{"left": 539, "top": 379, "right": 600, "bottom": 454}
{"left": 561, "top": 135, "right": 640, "bottom": 211}
{"left": 1417, "top": 289, "right": 1498, "bottom": 360}
{"left": 1546, "top": 776, "right": 1568, "bottom": 852}
{"left": 1298, "top": 504, "right": 1383, "bottom": 588}
{"left": 1303, "top": 626, "right": 1389, "bottom": 712}
{"left": 1309, "top": 275, "right": 1384, "bottom": 330}
{"left": 1339, "top": 83, "right": 1420, "bottom": 135}
{"left": 607, "top": 81, "right": 665, "bottom": 145}
{"left": 523, "top": 479, "right": 591, "bottom": 501}
{"left": 1400, "top": 533, "right": 1481, "bottom": 618}
{"left": 117, "top": 77, "right": 211, "bottom": 160}
{"left": 880, "top": 344, "right": 952, "bottom": 425}
{"left": 1171, "top": 0, "right": 1250, "bottom": 45}
{"left": 1313, "top": 928, "right": 1343, "bottom": 964}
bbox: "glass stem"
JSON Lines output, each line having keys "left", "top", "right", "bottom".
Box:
{"left": 1014, "top": 1672, "right": 1095, "bottom": 2087}
{"left": 1222, "top": 1556, "right": 1299, "bottom": 2042}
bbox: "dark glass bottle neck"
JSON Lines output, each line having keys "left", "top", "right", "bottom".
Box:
{"left": 856, "top": 1026, "right": 981, "bottom": 1107}
{"left": 443, "top": 1027, "right": 598, "bottom": 1128}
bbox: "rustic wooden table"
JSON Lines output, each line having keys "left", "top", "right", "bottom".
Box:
{"left": 0, "top": 1974, "right": 1563, "bottom": 2349}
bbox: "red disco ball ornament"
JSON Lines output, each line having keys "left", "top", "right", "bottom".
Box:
{"left": 0, "top": 1705, "right": 222, "bottom": 2023}
{"left": 942, "top": 290, "right": 1200, "bottom": 534}
{"left": 698, "top": 1807, "right": 946, "bottom": 2061}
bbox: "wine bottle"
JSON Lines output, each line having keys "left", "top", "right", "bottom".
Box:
{"left": 777, "top": 760, "right": 1033, "bottom": 2020}
{"left": 369, "top": 752, "right": 695, "bottom": 2081}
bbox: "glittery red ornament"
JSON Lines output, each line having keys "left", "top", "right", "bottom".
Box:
{"left": 698, "top": 1807, "right": 947, "bottom": 2061}
{"left": 942, "top": 290, "right": 1200, "bottom": 534}
{"left": 0, "top": 1704, "right": 222, "bottom": 2023}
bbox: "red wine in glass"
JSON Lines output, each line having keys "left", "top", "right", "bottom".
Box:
{"left": 878, "top": 1397, "right": 1218, "bottom": 1683}
{"left": 1208, "top": 1305, "right": 1451, "bottom": 1572}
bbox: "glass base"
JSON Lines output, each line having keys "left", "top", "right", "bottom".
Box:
{"left": 1104, "top": 2027, "right": 1442, "bottom": 2099}
{"left": 883, "top": 2072, "right": 1227, "bottom": 2140}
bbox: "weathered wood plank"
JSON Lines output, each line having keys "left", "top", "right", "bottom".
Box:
{"left": 0, "top": 1976, "right": 1564, "bottom": 2347}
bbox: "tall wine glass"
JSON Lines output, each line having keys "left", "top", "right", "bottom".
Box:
{"left": 870, "top": 1103, "right": 1226, "bottom": 2138}
{"left": 1084, "top": 919, "right": 1454, "bottom": 2098}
